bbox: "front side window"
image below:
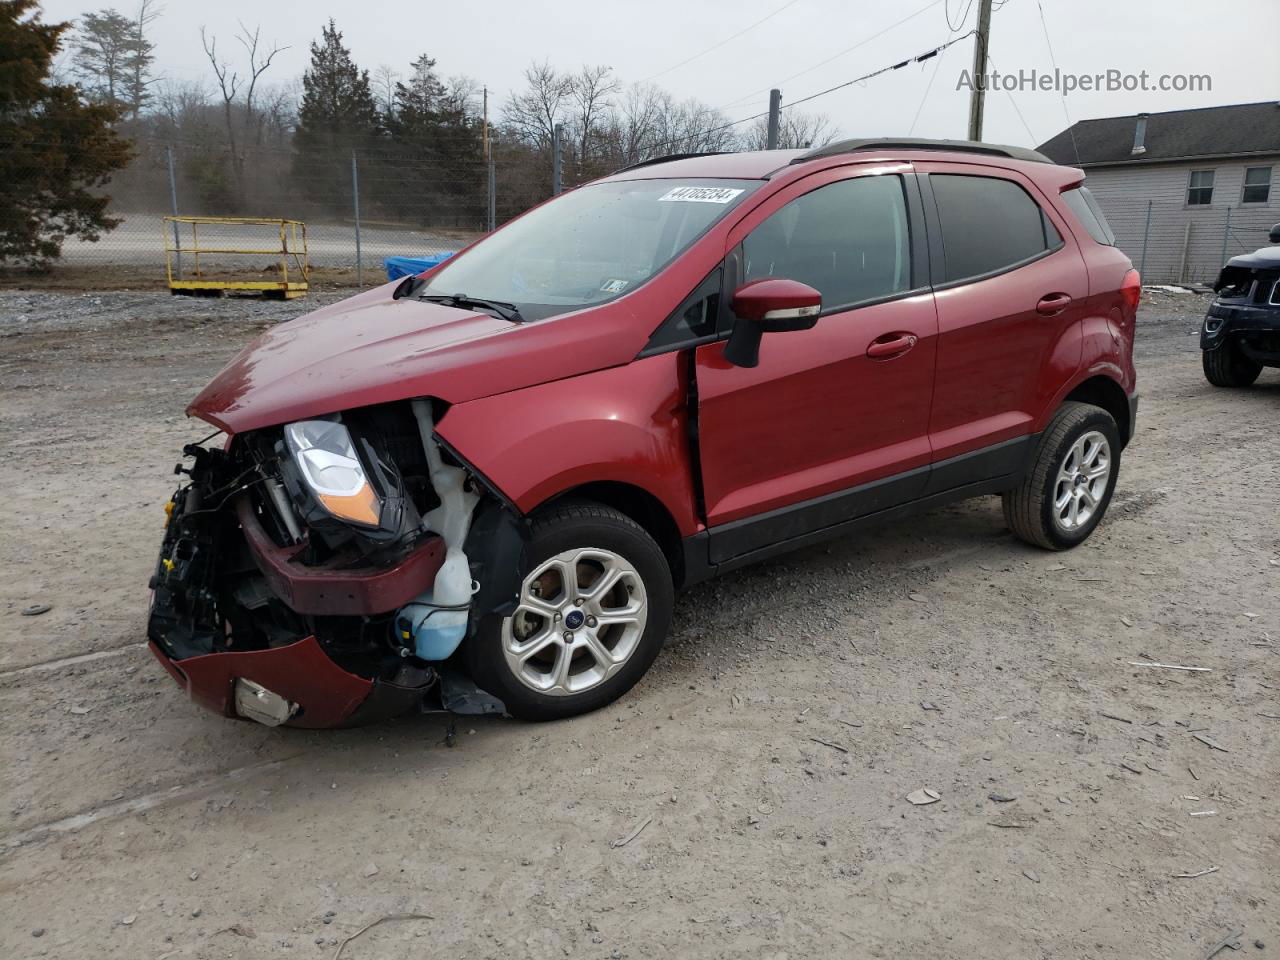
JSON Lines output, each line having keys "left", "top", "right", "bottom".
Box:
{"left": 742, "top": 174, "right": 911, "bottom": 311}
{"left": 422, "top": 178, "right": 758, "bottom": 321}
{"left": 930, "top": 174, "right": 1061, "bottom": 283}
{"left": 1242, "top": 166, "right": 1272, "bottom": 204}
{"left": 1187, "top": 169, "right": 1215, "bottom": 205}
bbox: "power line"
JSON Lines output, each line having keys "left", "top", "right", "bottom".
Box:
{"left": 783, "top": 31, "right": 975, "bottom": 112}
{"left": 638, "top": 0, "right": 805, "bottom": 84}
{"left": 945, "top": 0, "right": 977, "bottom": 31}
{"left": 908, "top": 33, "right": 953, "bottom": 135}
{"left": 716, "top": 0, "right": 946, "bottom": 112}
{"left": 636, "top": 31, "right": 977, "bottom": 158}
{"left": 986, "top": 54, "right": 1037, "bottom": 144}
{"left": 910, "top": 0, "right": 972, "bottom": 137}
{"left": 1034, "top": 0, "right": 1078, "bottom": 163}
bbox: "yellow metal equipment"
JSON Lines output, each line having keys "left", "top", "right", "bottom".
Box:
{"left": 163, "top": 216, "right": 309, "bottom": 299}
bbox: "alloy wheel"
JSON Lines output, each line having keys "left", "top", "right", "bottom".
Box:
{"left": 501, "top": 547, "right": 648, "bottom": 697}
{"left": 1052, "top": 430, "right": 1111, "bottom": 533}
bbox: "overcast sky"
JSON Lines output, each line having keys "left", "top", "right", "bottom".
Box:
{"left": 41, "top": 0, "right": 1279, "bottom": 148}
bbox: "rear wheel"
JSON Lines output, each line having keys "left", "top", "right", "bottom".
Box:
{"left": 1003, "top": 402, "right": 1121, "bottom": 550}
{"left": 1202, "top": 339, "right": 1262, "bottom": 387}
{"left": 466, "top": 500, "right": 673, "bottom": 721}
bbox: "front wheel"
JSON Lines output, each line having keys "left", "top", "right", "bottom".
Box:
{"left": 466, "top": 500, "right": 673, "bottom": 721}
{"left": 1003, "top": 402, "right": 1121, "bottom": 550}
{"left": 1202, "top": 339, "right": 1262, "bottom": 387}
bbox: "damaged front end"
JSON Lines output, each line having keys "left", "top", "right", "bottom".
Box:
{"left": 1202, "top": 252, "right": 1280, "bottom": 365}
{"left": 147, "top": 399, "right": 526, "bottom": 728}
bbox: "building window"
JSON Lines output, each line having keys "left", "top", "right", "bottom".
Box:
{"left": 1187, "top": 170, "right": 1215, "bottom": 206}
{"left": 1242, "top": 166, "right": 1272, "bottom": 204}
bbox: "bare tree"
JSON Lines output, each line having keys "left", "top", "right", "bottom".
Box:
{"left": 742, "top": 110, "right": 838, "bottom": 150}
{"left": 154, "top": 77, "right": 210, "bottom": 130}
{"left": 200, "top": 22, "right": 287, "bottom": 193}
{"left": 568, "top": 64, "right": 618, "bottom": 170}
{"left": 373, "top": 64, "right": 399, "bottom": 118}
{"left": 442, "top": 73, "right": 480, "bottom": 117}
{"left": 602, "top": 82, "right": 665, "bottom": 166}
{"left": 503, "top": 61, "right": 572, "bottom": 149}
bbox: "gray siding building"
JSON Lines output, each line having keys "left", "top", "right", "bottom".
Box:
{"left": 1038, "top": 102, "right": 1280, "bottom": 283}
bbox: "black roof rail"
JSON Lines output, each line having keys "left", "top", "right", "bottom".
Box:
{"left": 792, "top": 137, "right": 1054, "bottom": 165}
{"left": 614, "top": 151, "right": 727, "bottom": 174}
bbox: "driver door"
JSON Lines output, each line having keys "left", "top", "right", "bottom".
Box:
{"left": 694, "top": 167, "right": 939, "bottom": 564}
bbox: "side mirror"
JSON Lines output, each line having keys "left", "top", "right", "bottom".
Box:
{"left": 723, "top": 278, "right": 822, "bottom": 368}
{"left": 1269, "top": 222, "right": 1280, "bottom": 245}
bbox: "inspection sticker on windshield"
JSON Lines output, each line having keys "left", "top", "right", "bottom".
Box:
{"left": 600, "top": 279, "right": 629, "bottom": 293}
{"left": 657, "top": 186, "right": 744, "bottom": 204}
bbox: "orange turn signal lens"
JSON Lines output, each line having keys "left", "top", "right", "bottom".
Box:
{"left": 317, "top": 485, "right": 381, "bottom": 527}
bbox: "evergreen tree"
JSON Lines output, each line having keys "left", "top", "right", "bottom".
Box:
{"left": 1, "top": 0, "right": 131, "bottom": 265}
{"left": 385, "top": 53, "right": 483, "bottom": 227}
{"left": 72, "top": 2, "right": 156, "bottom": 119}
{"left": 388, "top": 54, "right": 445, "bottom": 140}
{"left": 293, "top": 19, "right": 380, "bottom": 211}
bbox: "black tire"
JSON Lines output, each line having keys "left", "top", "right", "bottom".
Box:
{"left": 1202, "top": 339, "right": 1262, "bottom": 387}
{"left": 1002, "top": 402, "right": 1121, "bottom": 551}
{"left": 466, "top": 499, "right": 673, "bottom": 721}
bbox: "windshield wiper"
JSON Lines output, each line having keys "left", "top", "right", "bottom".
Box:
{"left": 419, "top": 292, "right": 524, "bottom": 323}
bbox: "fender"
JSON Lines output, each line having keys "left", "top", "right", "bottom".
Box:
{"left": 1034, "top": 309, "right": 1134, "bottom": 437}
{"left": 435, "top": 353, "right": 701, "bottom": 537}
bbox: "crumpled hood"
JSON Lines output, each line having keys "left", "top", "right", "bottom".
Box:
{"left": 187, "top": 281, "right": 648, "bottom": 434}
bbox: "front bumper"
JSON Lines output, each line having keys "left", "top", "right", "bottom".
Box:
{"left": 235, "top": 496, "right": 444, "bottom": 616}
{"left": 148, "top": 459, "right": 446, "bottom": 727}
{"left": 149, "top": 636, "right": 428, "bottom": 728}
{"left": 1200, "top": 300, "right": 1280, "bottom": 351}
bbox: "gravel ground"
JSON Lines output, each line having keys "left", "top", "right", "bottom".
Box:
{"left": 1, "top": 287, "right": 1277, "bottom": 959}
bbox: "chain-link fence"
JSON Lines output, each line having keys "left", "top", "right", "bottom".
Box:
{"left": 1087, "top": 194, "right": 1274, "bottom": 285}
{"left": 17, "top": 134, "right": 557, "bottom": 287}
{"left": 14, "top": 134, "right": 1277, "bottom": 289}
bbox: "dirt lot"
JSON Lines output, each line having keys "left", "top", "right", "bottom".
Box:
{"left": 1, "top": 288, "right": 1277, "bottom": 960}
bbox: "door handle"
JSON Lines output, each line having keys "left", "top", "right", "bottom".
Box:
{"left": 866, "top": 333, "right": 918, "bottom": 359}
{"left": 1036, "top": 292, "right": 1072, "bottom": 315}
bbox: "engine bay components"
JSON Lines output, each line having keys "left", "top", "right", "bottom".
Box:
{"left": 397, "top": 399, "right": 481, "bottom": 661}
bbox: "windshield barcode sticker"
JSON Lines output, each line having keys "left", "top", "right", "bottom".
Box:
{"left": 657, "top": 186, "right": 744, "bottom": 204}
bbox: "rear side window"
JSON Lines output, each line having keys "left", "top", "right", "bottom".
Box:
{"left": 742, "top": 174, "right": 911, "bottom": 311}
{"left": 931, "top": 174, "right": 1062, "bottom": 283}
{"left": 1061, "top": 186, "right": 1116, "bottom": 246}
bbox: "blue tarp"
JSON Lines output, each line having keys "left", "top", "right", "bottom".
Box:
{"left": 384, "top": 253, "right": 455, "bottom": 281}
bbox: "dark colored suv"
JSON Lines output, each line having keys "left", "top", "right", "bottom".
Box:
{"left": 149, "top": 138, "right": 1140, "bottom": 726}
{"left": 1201, "top": 223, "right": 1280, "bottom": 386}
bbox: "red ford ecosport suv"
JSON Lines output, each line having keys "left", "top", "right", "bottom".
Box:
{"left": 149, "top": 139, "right": 1140, "bottom": 726}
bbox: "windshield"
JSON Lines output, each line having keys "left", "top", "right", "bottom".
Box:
{"left": 422, "top": 178, "right": 759, "bottom": 321}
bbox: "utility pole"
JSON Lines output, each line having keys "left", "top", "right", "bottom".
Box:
{"left": 966, "top": 0, "right": 993, "bottom": 141}
{"left": 766, "top": 89, "right": 782, "bottom": 149}
{"left": 166, "top": 145, "right": 182, "bottom": 277}
{"left": 351, "top": 151, "right": 362, "bottom": 287}
{"left": 482, "top": 85, "right": 489, "bottom": 160}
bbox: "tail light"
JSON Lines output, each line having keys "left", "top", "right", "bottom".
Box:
{"left": 1120, "top": 269, "right": 1141, "bottom": 316}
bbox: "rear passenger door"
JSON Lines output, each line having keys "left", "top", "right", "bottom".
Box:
{"left": 918, "top": 165, "right": 1087, "bottom": 485}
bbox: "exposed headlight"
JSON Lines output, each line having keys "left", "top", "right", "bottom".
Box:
{"left": 284, "top": 420, "right": 381, "bottom": 527}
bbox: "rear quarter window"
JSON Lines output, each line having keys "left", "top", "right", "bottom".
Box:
{"left": 1061, "top": 186, "right": 1116, "bottom": 246}
{"left": 930, "top": 174, "right": 1063, "bottom": 283}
